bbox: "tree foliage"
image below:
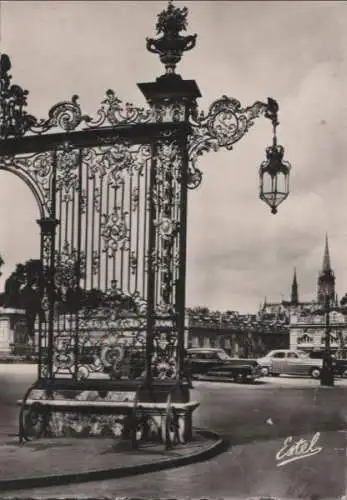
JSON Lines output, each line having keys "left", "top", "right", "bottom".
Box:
{"left": 155, "top": 2, "right": 188, "bottom": 35}
{"left": 341, "top": 293, "right": 347, "bottom": 307}
{"left": 1, "top": 259, "right": 41, "bottom": 307}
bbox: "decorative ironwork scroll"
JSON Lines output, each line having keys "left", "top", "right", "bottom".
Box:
{"left": 188, "top": 96, "right": 277, "bottom": 189}
{"left": 46, "top": 141, "right": 149, "bottom": 379}
{"left": 30, "top": 92, "right": 155, "bottom": 135}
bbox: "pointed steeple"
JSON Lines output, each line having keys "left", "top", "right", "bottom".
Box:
{"left": 293, "top": 267, "right": 298, "bottom": 285}
{"left": 317, "top": 234, "right": 335, "bottom": 305}
{"left": 322, "top": 233, "right": 331, "bottom": 272}
{"left": 291, "top": 267, "right": 299, "bottom": 305}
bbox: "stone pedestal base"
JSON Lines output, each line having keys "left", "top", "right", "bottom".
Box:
{"left": 0, "top": 308, "right": 26, "bottom": 354}
{"left": 18, "top": 388, "right": 198, "bottom": 446}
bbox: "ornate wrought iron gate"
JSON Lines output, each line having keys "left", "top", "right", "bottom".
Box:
{"left": 0, "top": 60, "right": 197, "bottom": 383}
{"left": 42, "top": 112, "right": 195, "bottom": 383}
{"left": 0, "top": 1, "right": 288, "bottom": 388}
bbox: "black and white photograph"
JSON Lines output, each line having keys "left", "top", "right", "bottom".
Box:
{"left": 0, "top": 1, "right": 346, "bottom": 498}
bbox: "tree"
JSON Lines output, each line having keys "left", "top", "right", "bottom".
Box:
{"left": 3, "top": 259, "right": 42, "bottom": 308}
{"left": 187, "top": 306, "right": 210, "bottom": 316}
{"left": 0, "top": 254, "right": 4, "bottom": 277}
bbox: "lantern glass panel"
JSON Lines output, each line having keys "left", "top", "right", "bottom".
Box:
{"left": 260, "top": 171, "right": 275, "bottom": 198}
{"left": 276, "top": 171, "right": 289, "bottom": 196}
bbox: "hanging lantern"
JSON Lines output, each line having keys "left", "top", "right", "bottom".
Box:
{"left": 259, "top": 124, "right": 291, "bottom": 214}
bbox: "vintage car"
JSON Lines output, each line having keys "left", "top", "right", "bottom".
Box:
{"left": 307, "top": 350, "right": 347, "bottom": 378}
{"left": 256, "top": 349, "right": 323, "bottom": 379}
{"left": 185, "top": 348, "right": 263, "bottom": 383}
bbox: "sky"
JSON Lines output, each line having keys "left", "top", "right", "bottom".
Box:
{"left": 1, "top": 0, "right": 347, "bottom": 314}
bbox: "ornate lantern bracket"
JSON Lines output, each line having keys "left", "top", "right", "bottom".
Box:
{"left": 187, "top": 95, "right": 291, "bottom": 202}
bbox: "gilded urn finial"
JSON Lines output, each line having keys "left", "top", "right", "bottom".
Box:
{"left": 146, "top": 1, "right": 197, "bottom": 76}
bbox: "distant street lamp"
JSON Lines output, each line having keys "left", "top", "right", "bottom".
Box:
{"left": 321, "top": 293, "right": 334, "bottom": 386}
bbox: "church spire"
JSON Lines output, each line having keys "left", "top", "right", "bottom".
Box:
{"left": 317, "top": 234, "right": 335, "bottom": 305}
{"left": 322, "top": 233, "right": 331, "bottom": 272}
{"left": 291, "top": 267, "right": 299, "bottom": 305}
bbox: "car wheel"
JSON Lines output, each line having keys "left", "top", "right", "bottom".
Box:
{"left": 261, "top": 367, "right": 270, "bottom": 377}
{"left": 241, "top": 374, "right": 253, "bottom": 383}
{"left": 310, "top": 367, "right": 321, "bottom": 379}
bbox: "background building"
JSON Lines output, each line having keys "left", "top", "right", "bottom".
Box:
{"left": 187, "top": 308, "right": 289, "bottom": 358}
{"left": 289, "top": 308, "right": 347, "bottom": 354}
{"left": 187, "top": 236, "right": 347, "bottom": 358}
{"left": 261, "top": 235, "right": 346, "bottom": 353}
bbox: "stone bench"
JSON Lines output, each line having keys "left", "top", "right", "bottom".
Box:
{"left": 17, "top": 379, "right": 199, "bottom": 450}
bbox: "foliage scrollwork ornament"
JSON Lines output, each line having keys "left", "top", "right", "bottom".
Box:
{"left": 45, "top": 95, "right": 88, "bottom": 132}
{"left": 0, "top": 54, "right": 36, "bottom": 139}
{"left": 188, "top": 96, "right": 281, "bottom": 189}
{"left": 54, "top": 242, "right": 86, "bottom": 289}
{"left": 100, "top": 209, "right": 130, "bottom": 256}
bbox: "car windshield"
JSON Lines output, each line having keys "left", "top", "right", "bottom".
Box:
{"left": 217, "top": 350, "right": 231, "bottom": 361}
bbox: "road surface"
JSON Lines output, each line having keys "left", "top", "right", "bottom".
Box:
{"left": 1, "top": 365, "right": 347, "bottom": 498}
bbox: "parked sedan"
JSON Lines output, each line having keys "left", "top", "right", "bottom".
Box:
{"left": 307, "top": 350, "right": 347, "bottom": 378}
{"left": 257, "top": 349, "right": 323, "bottom": 379}
{"left": 186, "top": 348, "right": 263, "bottom": 383}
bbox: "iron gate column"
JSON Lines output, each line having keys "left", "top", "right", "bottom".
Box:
{"left": 37, "top": 216, "right": 59, "bottom": 380}
{"left": 145, "top": 141, "right": 158, "bottom": 385}
{"left": 176, "top": 133, "right": 189, "bottom": 379}
{"left": 138, "top": 74, "right": 201, "bottom": 382}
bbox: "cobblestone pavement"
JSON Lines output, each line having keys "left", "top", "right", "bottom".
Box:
{"left": 1, "top": 365, "right": 347, "bottom": 498}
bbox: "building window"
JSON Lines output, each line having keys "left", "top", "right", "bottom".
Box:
{"left": 298, "top": 334, "right": 313, "bottom": 344}
{"left": 203, "top": 337, "right": 210, "bottom": 348}
{"left": 192, "top": 336, "right": 199, "bottom": 347}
